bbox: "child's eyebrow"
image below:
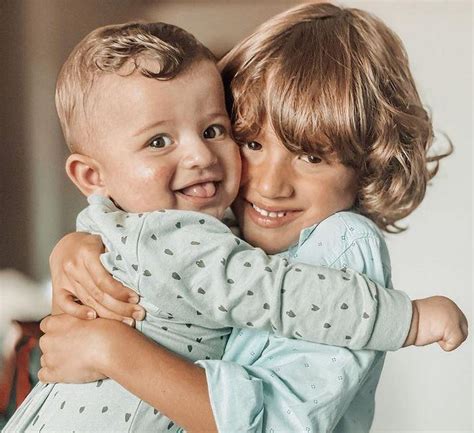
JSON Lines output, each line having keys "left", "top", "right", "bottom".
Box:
{"left": 133, "top": 119, "right": 172, "bottom": 137}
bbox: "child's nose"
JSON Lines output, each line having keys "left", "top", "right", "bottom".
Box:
{"left": 181, "top": 137, "right": 218, "bottom": 169}
{"left": 253, "top": 159, "right": 294, "bottom": 199}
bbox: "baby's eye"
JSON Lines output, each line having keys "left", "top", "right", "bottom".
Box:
{"left": 244, "top": 141, "right": 263, "bottom": 151}
{"left": 203, "top": 124, "right": 226, "bottom": 139}
{"left": 148, "top": 134, "right": 174, "bottom": 149}
{"left": 299, "top": 154, "right": 323, "bottom": 164}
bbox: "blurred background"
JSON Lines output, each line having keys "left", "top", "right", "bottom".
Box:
{"left": 0, "top": 0, "right": 472, "bottom": 431}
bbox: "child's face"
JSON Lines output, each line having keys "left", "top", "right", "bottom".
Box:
{"left": 88, "top": 60, "right": 241, "bottom": 218}
{"left": 232, "top": 123, "right": 358, "bottom": 254}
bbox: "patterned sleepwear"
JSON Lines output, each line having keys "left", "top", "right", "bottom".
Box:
{"left": 3, "top": 195, "right": 411, "bottom": 432}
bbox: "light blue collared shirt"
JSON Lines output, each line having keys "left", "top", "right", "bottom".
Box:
{"left": 199, "top": 211, "right": 399, "bottom": 432}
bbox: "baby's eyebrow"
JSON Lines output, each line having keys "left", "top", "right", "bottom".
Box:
{"left": 133, "top": 119, "right": 171, "bottom": 137}
{"left": 204, "top": 112, "right": 229, "bottom": 121}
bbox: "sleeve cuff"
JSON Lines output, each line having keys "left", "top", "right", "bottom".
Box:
{"left": 366, "top": 288, "right": 413, "bottom": 351}
{"left": 196, "top": 360, "right": 264, "bottom": 433}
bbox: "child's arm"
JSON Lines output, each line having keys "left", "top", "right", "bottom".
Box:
{"left": 79, "top": 195, "right": 412, "bottom": 351}
{"left": 38, "top": 314, "right": 218, "bottom": 433}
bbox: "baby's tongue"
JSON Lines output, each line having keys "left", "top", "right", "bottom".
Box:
{"left": 181, "top": 181, "right": 216, "bottom": 198}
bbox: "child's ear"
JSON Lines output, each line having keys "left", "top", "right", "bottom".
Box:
{"left": 65, "top": 153, "right": 106, "bottom": 197}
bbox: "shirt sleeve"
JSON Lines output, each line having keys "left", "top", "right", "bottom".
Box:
{"left": 78, "top": 196, "right": 411, "bottom": 350}
{"left": 198, "top": 213, "right": 406, "bottom": 432}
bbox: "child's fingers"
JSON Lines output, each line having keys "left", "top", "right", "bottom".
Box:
{"left": 69, "top": 278, "right": 135, "bottom": 325}
{"left": 55, "top": 288, "right": 97, "bottom": 320}
{"left": 38, "top": 367, "right": 55, "bottom": 384}
{"left": 89, "top": 291, "right": 145, "bottom": 321}
{"left": 85, "top": 259, "right": 138, "bottom": 303}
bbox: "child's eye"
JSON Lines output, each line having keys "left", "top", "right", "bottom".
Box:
{"left": 148, "top": 134, "right": 174, "bottom": 149}
{"left": 203, "top": 124, "right": 226, "bottom": 139}
{"left": 299, "top": 154, "right": 323, "bottom": 164}
{"left": 244, "top": 141, "right": 263, "bottom": 151}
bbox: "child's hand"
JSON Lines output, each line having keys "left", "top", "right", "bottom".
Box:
{"left": 404, "top": 296, "right": 468, "bottom": 351}
{"left": 49, "top": 232, "right": 145, "bottom": 324}
{"left": 39, "top": 314, "right": 117, "bottom": 383}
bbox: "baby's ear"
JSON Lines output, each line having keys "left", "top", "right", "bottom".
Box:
{"left": 65, "top": 153, "right": 106, "bottom": 197}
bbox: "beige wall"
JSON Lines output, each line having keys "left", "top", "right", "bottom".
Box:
{"left": 0, "top": 1, "right": 471, "bottom": 431}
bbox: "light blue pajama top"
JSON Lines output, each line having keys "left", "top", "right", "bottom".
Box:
{"left": 198, "top": 211, "right": 395, "bottom": 433}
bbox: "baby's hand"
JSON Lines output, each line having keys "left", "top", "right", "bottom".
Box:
{"left": 50, "top": 232, "right": 145, "bottom": 324}
{"left": 404, "top": 296, "right": 468, "bottom": 351}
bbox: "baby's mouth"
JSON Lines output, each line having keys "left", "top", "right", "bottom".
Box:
{"left": 179, "top": 181, "right": 218, "bottom": 198}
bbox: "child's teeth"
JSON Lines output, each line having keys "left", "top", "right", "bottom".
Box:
{"left": 253, "top": 204, "right": 287, "bottom": 218}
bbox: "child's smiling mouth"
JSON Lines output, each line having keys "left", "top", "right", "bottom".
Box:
{"left": 245, "top": 200, "right": 302, "bottom": 228}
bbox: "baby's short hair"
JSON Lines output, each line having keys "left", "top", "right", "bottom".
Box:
{"left": 56, "top": 22, "right": 214, "bottom": 151}
{"left": 220, "top": 2, "right": 451, "bottom": 232}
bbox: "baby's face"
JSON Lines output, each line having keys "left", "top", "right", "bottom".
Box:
{"left": 88, "top": 60, "right": 241, "bottom": 219}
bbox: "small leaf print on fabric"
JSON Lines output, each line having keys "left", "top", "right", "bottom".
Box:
{"left": 143, "top": 270, "right": 152, "bottom": 277}
{"left": 363, "top": 312, "right": 370, "bottom": 319}
{"left": 175, "top": 222, "right": 181, "bottom": 229}
{"left": 191, "top": 241, "right": 200, "bottom": 245}
{"left": 101, "top": 406, "right": 108, "bottom": 413}
{"left": 164, "top": 249, "right": 174, "bottom": 255}
{"left": 121, "top": 236, "right": 127, "bottom": 244}
{"left": 218, "top": 305, "right": 228, "bottom": 312}
{"left": 311, "top": 304, "right": 320, "bottom": 311}
{"left": 263, "top": 303, "right": 270, "bottom": 310}
{"left": 196, "top": 260, "right": 205, "bottom": 268}
{"left": 151, "top": 234, "right": 157, "bottom": 240}
{"left": 197, "top": 287, "right": 206, "bottom": 294}
{"left": 286, "top": 310, "right": 296, "bottom": 318}
{"left": 125, "top": 413, "right": 131, "bottom": 422}
{"left": 318, "top": 274, "right": 325, "bottom": 280}
{"left": 264, "top": 267, "right": 272, "bottom": 272}
{"left": 199, "top": 219, "right": 205, "bottom": 224}
{"left": 132, "top": 264, "right": 138, "bottom": 271}
{"left": 247, "top": 290, "right": 254, "bottom": 296}
{"left": 323, "top": 323, "right": 331, "bottom": 328}
{"left": 340, "top": 303, "right": 349, "bottom": 310}
{"left": 172, "top": 272, "right": 181, "bottom": 280}
{"left": 243, "top": 262, "right": 251, "bottom": 267}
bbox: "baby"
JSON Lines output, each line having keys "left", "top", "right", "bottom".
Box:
{"left": 4, "top": 20, "right": 467, "bottom": 433}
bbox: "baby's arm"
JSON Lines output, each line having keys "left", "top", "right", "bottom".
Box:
{"left": 79, "top": 195, "right": 411, "bottom": 351}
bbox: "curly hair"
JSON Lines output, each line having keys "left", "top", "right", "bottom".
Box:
{"left": 219, "top": 2, "right": 451, "bottom": 232}
{"left": 56, "top": 22, "right": 214, "bottom": 151}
